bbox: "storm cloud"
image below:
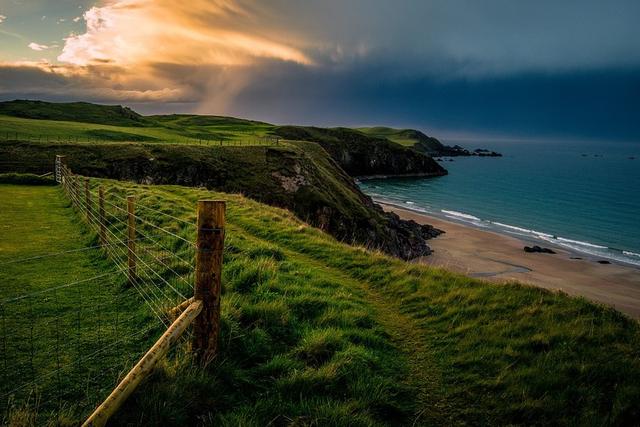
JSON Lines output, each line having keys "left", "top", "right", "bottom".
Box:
{"left": 1, "top": 0, "right": 639, "bottom": 140}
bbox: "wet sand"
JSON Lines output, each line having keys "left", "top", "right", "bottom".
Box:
{"left": 381, "top": 202, "right": 640, "bottom": 319}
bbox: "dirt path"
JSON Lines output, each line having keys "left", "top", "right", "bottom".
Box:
{"left": 360, "top": 284, "right": 457, "bottom": 426}
{"left": 228, "top": 221, "right": 454, "bottom": 424}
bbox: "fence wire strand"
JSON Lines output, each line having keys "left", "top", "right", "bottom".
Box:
{"left": 1, "top": 160, "right": 200, "bottom": 422}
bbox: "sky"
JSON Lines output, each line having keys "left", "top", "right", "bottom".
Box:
{"left": 0, "top": 0, "right": 639, "bottom": 142}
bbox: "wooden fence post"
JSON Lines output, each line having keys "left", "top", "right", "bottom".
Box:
{"left": 69, "top": 173, "right": 78, "bottom": 209}
{"left": 98, "top": 186, "right": 107, "bottom": 246}
{"left": 127, "top": 196, "right": 137, "bottom": 284}
{"left": 193, "top": 200, "right": 225, "bottom": 365}
{"left": 84, "top": 178, "right": 91, "bottom": 223}
{"left": 55, "top": 155, "right": 66, "bottom": 184}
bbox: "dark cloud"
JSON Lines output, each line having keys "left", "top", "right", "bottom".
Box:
{"left": 225, "top": 61, "right": 640, "bottom": 141}
{"left": 1, "top": 0, "right": 639, "bottom": 141}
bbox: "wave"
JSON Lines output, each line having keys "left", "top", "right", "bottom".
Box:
{"left": 623, "top": 250, "right": 640, "bottom": 258}
{"left": 555, "top": 237, "right": 608, "bottom": 249}
{"left": 441, "top": 209, "right": 481, "bottom": 221}
{"left": 492, "top": 222, "right": 554, "bottom": 238}
{"left": 369, "top": 196, "right": 640, "bottom": 267}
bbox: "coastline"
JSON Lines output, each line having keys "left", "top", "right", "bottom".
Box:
{"left": 379, "top": 201, "right": 640, "bottom": 319}
{"left": 355, "top": 171, "right": 447, "bottom": 181}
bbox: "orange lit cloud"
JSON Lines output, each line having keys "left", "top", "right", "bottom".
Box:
{"left": 13, "top": 0, "right": 314, "bottom": 107}
{"left": 58, "top": 0, "right": 312, "bottom": 67}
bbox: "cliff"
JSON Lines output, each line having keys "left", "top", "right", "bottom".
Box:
{"left": 273, "top": 126, "right": 448, "bottom": 178}
{"left": 358, "top": 126, "right": 502, "bottom": 157}
{"left": 0, "top": 140, "right": 441, "bottom": 259}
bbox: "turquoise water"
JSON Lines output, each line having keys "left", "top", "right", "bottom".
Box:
{"left": 358, "top": 140, "right": 640, "bottom": 266}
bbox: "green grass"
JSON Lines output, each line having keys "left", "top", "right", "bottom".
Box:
{"left": 0, "top": 173, "right": 55, "bottom": 186}
{"left": 2, "top": 101, "right": 639, "bottom": 424}
{"left": 358, "top": 127, "right": 445, "bottom": 153}
{"left": 0, "top": 100, "right": 149, "bottom": 127}
{"left": 4, "top": 179, "right": 630, "bottom": 425}
{"left": 357, "top": 127, "right": 419, "bottom": 147}
{"left": 0, "top": 139, "right": 433, "bottom": 260}
{"left": 0, "top": 114, "right": 280, "bottom": 145}
{"left": 0, "top": 185, "right": 160, "bottom": 424}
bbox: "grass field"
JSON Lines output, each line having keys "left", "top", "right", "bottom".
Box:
{"left": 357, "top": 127, "right": 419, "bottom": 147}
{"left": 0, "top": 114, "right": 278, "bottom": 145}
{"left": 0, "top": 185, "right": 160, "bottom": 424}
{"left": 2, "top": 178, "right": 635, "bottom": 425}
{"left": 357, "top": 127, "right": 445, "bottom": 153}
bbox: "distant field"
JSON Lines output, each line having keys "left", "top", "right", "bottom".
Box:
{"left": 357, "top": 127, "right": 418, "bottom": 146}
{"left": 0, "top": 114, "right": 278, "bottom": 145}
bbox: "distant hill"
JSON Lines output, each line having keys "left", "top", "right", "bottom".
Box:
{"left": 273, "top": 126, "right": 447, "bottom": 177}
{"left": 149, "top": 114, "right": 271, "bottom": 128}
{"left": 358, "top": 126, "right": 446, "bottom": 154}
{"left": 0, "top": 100, "right": 151, "bottom": 127}
{"left": 359, "top": 126, "right": 502, "bottom": 157}
{"left": 0, "top": 99, "right": 447, "bottom": 259}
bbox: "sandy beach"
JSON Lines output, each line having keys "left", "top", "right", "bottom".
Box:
{"left": 380, "top": 202, "right": 640, "bottom": 319}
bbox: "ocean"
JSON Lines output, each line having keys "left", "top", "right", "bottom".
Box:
{"left": 358, "top": 140, "right": 640, "bottom": 267}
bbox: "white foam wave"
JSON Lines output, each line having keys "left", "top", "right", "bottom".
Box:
{"left": 441, "top": 209, "right": 481, "bottom": 221}
{"left": 371, "top": 197, "right": 640, "bottom": 267}
{"left": 556, "top": 237, "right": 608, "bottom": 249}
{"left": 492, "top": 222, "right": 554, "bottom": 238}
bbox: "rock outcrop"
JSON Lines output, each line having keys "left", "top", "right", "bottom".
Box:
{"left": 524, "top": 245, "right": 556, "bottom": 254}
{"left": 274, "top": 126, "right": 448, "bottom": 178}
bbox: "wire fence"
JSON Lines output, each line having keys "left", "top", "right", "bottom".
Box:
{"left": 1, "top": 131, "right": 281, "bottom": 147}
{"left": 0, "top": 158, "right": 203, "bottom": 423}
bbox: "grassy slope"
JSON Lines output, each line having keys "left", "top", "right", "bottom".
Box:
{"left": 358, "top": 127, "right": 445, "bottom": 153}
{"left": 0, "top": 114, "right": 279, "bottom": 145}
{"left": 357, "top": 127, "right": 420, "bottom": 146}
{"left": 0, "top": 185, "right": 158, "bottom": 424}
{"left": 272, "top": 126, "right": 446, "bottom": 177}
{"left": 1, "top": 181, "right": 639, "bottom": 425}
{"left": 79, "top": 180, "right": 640, "bottom": 426}
{"left": 0, "top": 140, "right": 440, "bottom": 259}
{"left": 0, "top": 100, "right": 149, "bottom": 127}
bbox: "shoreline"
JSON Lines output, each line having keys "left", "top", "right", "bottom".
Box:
{"left": 355, "top": 171, "right": 447, "bottom": 181}
{"left": 379, "top": 201, "right": 640, "bottom": 319}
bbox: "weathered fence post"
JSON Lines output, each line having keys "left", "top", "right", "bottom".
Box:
{"left": 71, "top": 174, "right": 78, "bottom": 207}
{"left": 98, "top": 186, "right": 107, "bottom": 246}
{"left": 84, "top": 178, "right": 92, "bottom": 223}
{"left": 127, "top": 196, "right": 137, "bottom": 284}
{"left": 193, "top": 200, "right": 225, "bottom": 365}
{"left": 55, "top": 155, "right": 66, "bottom": 184}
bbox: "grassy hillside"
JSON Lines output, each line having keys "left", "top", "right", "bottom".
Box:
{"left": 0, "top": 140, "right": 440, "bottom": 259}
{"left": 273, "top": 126, "right": 446, "bottom": 177}
{"left": 358, "top": 126, "right": 445, "bottom": 153}
{"left": 0, "top": 101, "right": 447, "bottom": 162}
{"left": 0, "top": 100, "right": 150, "bottom": 127}
{"left": 5, "top": 180, "right": 638, "bottom": 425}
{"left": 0, "top": 114, "right": 277, "bottom": 144}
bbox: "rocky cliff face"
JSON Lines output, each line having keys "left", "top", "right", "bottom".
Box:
{"left": 274, "top": 126, "right": 448, "bottom": 178}
{"left": 1, "top": 140, "right": 441, "bottom": 260}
